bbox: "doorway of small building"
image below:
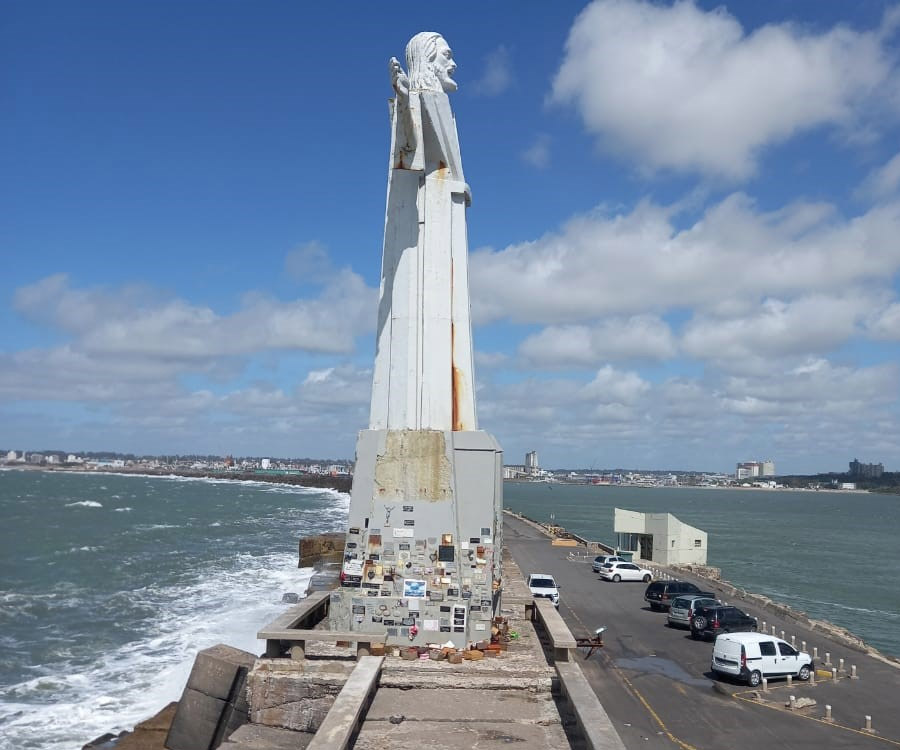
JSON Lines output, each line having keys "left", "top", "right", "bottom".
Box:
{"left": 639, "top": 534, "right": 653, "bottom": 561}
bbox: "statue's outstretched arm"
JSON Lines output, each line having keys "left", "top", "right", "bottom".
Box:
{"left": 389, "top": 57, "right": 409, "bottom": 99}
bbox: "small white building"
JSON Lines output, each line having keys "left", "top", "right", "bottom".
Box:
{"left": 614, "top": 507, "right": 708, "bottom": 565}
{"left": 260, "top": 458, "right": 271, "bottom": 470}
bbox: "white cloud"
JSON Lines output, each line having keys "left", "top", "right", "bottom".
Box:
{"left": 471, "top": 44, "right": 513, "bottom": 96}
{"left": 14, "top": 270, "right": 377, "bottom": 359}
{"left": 681, "top": 294, "right": 876, "bottom": 369}
{"left": 284, "top": 240, "right": 332, "bottom": 282}
{"left": 551, "top": 0, "right": 899, "bottom": 178}
{"left": 856, "top": 151, "right": 900, "bottom": 201}
{"left": 519, "top": 315, "right": 676, "bottom": 367}
{"left": 470, "top": 194, "right": 900, "bottom": 336}
{"left": 867, "top": 302, "right": 900, "bottom": 339}
{"left": 521, "top": 134, "right": 551, "bottom": 169}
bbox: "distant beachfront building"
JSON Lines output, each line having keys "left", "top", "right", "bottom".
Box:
{"left": 736, "top": 459, "right": 776, "bottom": 479}
{"left": 260, "top": 458, "right": 271, "bottom": 470}
{"left": 849, "top": 458, "right": 883, "bottom": 479}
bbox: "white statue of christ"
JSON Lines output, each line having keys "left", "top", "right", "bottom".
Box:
{"left": 369, "top": 32, "right": 477, "bottom": 432}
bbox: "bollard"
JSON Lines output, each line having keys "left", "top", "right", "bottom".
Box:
{"left": 865, "top": 715, "right": 872, "bottom": 732}
{"left": 791, "top": 635, "right": 796, "bottom": 647}
{"left": 832, "top": 668, "right": 837, "bottom": 681}
{"left": 810, "top": 668, "right": 816, "bottom": 685}
{"left": 781, "top": 630, "right": 785, "bottom": 640}
{"left": 825, "top": 705, "right": 832, "bottom": 722}
{"left": 813, "top": 647, "right": 818, "bottom": 659}
{"left": 762, "top": 677, "right": 768, "bottom": 692}
{"left": 801, "top": 640, "right": 806, "bottom": 652}
{"left": 825, "top": 652, "right": 831, "bottom": 666}
{"left": 762, "top": 620, "right": 767, "bottom": 631}
{"left": 772, "top": 625, "right": 777, "bottom": 635}
{"left": 839, "top": 658, "right": 844, "bottom": 673}
{"left": 787, "top": 674, "right": 792, "bottom": 687}
{"left": 789, "top": 695, "right": 796, "bottom": 710}
{"left": 851, "top": 665, "right": 858, "bottom": 680}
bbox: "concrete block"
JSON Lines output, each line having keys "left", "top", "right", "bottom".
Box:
{"left": 166, "top": 688, "right": 227, "bottom": 750}
{"left": 186, "top": 644, "right": 256, "bottom": 701}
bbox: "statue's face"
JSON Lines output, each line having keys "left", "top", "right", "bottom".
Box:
{"left": 433, "top": 37, "right": 457, "bottom": 92}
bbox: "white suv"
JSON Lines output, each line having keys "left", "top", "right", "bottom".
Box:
{"left": 527, "top": 573, "right": 560, "bottom": 607}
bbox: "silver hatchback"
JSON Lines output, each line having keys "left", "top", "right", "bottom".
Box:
{"left": 667, "top": 595, "right": 719, "bottom": 628}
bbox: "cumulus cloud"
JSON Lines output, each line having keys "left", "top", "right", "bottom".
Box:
{"left": 471, "top": 44, "right": 513, "bottom": 96}
{"left": 856, "top": 151, "right": 900, "bottom": 202}
{"left": 521, "top": 134, "right": 551, "bottom": 169}
{"left": 519, "top": 315, "right": 676, "bottom": 367}
{"left": 470, "top": 194, "right": 900, "bottom": 338}
{"left": 551, "top": 0, "right": 900, "bottom": 178}
{"left": 681, "top": 294, "right": 877, "bottom": 370}
{"left": 14, "top": 271, "right": 377, "bottom": 359}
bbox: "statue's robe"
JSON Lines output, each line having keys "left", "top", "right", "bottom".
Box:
{"left": 369, "top": 88, "right": 476, "bottom": 431}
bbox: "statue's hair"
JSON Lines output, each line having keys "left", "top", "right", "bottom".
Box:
{"left": 406, "top": 32, "right": 443, "bottom": 92}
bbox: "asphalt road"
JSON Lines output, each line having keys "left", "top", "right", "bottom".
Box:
{"left": 504, "top": 514, "right": 900, "bottom": 750}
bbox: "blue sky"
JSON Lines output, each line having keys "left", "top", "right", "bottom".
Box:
{"left": 3, "top": 0, "right": 900, "bottom": 473}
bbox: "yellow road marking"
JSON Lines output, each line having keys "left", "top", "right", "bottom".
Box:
{"left": 565, "top": 605, "right": 699, "bottom": 750}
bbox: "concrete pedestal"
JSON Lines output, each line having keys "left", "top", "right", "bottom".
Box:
{"left": 330, "top": 429, "right": 502, "bottom": 648}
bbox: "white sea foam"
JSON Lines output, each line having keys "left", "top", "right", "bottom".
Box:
{"left": 114, "top": 507, "right": 133, "bottom": 512}
{"left": 64, "top": 500, "right": 102, "bottom": 508}
{"left": 0, "top": 551, "right": 314, "bottom": 750}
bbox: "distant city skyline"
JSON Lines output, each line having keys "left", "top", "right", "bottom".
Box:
{"left": 3, "top": 2, "right": 900, "bottom": 474}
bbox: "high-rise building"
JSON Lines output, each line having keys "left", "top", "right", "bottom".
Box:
{"left": 849, "top": 459, "right": 883, "bottom": 479}
{"left": 525, "top": 451, "right": 538, "bottom": 474}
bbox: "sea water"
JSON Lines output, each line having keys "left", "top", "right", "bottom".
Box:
{"left": 0, "top": 470, "right": 348, "bottom": 750}
{"left": 504, "top": 482, "right": 900, "bottom": 658}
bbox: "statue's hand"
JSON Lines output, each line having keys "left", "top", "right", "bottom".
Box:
{"left": 389, "top": 56, "right": 409, "bottom": 98}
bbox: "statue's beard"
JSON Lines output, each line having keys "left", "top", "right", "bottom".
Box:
{"left": 438, "top": 68, "right": 458, "bottom": 92}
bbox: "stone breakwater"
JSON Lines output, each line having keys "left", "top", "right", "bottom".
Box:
{"left": 505, "top": 509, "right": 900, "bottom": 669}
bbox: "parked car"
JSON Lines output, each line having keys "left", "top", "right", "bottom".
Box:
{"left": 690, "top": 604, "right": 757, "bottom": 640}
{"left": 592, "top": 555, "right": 627, "bottom": 573}
{"left": 712, "top": 632, "right": 813, "bottom": 686}
{"left": 644, "top": 580, "right": 716, "bottom": 611}
{"left": 666, "top": 595, "right": 720, "bottom": 629}
{"left": 599, "top": 562, "right": 653, "bottom": 582}
{"left": 527, "top": 573, "right": 560, "bottom": 607}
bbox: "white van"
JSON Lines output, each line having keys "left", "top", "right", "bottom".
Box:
{"left": 711, "top": 632, "right": 813, "bottom": 687}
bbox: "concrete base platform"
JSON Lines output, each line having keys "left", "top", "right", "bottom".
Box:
{"left": 220, "top": 723, "right": 313, "bottom": 750}
{"left": 367, "top": 687, "right": 561, "bottom": 723}
{"left": 354, "top": 719, "right": 570, "bottom": 749}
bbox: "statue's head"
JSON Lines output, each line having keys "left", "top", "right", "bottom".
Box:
{"left": 406, "top": 32, "right": 457, "bottom": 93}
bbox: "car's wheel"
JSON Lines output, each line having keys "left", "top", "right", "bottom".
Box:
{"left": 798, "top": 664, "right": 811, "bottom": 681}
{"left": 693, "top": 616, "right": 707, "bottom": 630}
{"left": 642, "top": 574, "right": 651, "bottom": 582}
{"left": 612, "top": 574, "right": 621, "bottom": 582}
{"left": 748, "top": 670, "right": 762, "bottom": 687}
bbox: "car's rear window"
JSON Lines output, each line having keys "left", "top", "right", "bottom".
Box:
{"left": 671, "top": 597, "right": 690, "bottom": 608}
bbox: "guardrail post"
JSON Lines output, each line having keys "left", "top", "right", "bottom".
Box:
{"left": 864, "top": 715, "right": 872, "bottom": 733}
{"left": 825, "top": 705, "right": 832, "bottom": 722}
{"left": 851, "top": 665, "right": 858, "bottom": 680}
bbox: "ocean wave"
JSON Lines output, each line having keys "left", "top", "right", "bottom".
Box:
{"left": 64, "top": 500, "right": 102, "bottom": 508}
{"left": 0, "top": 551, "right": 312, "bottom": 750}
{"left": 114, "top": 507, "right": 133, "bottom": 512}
